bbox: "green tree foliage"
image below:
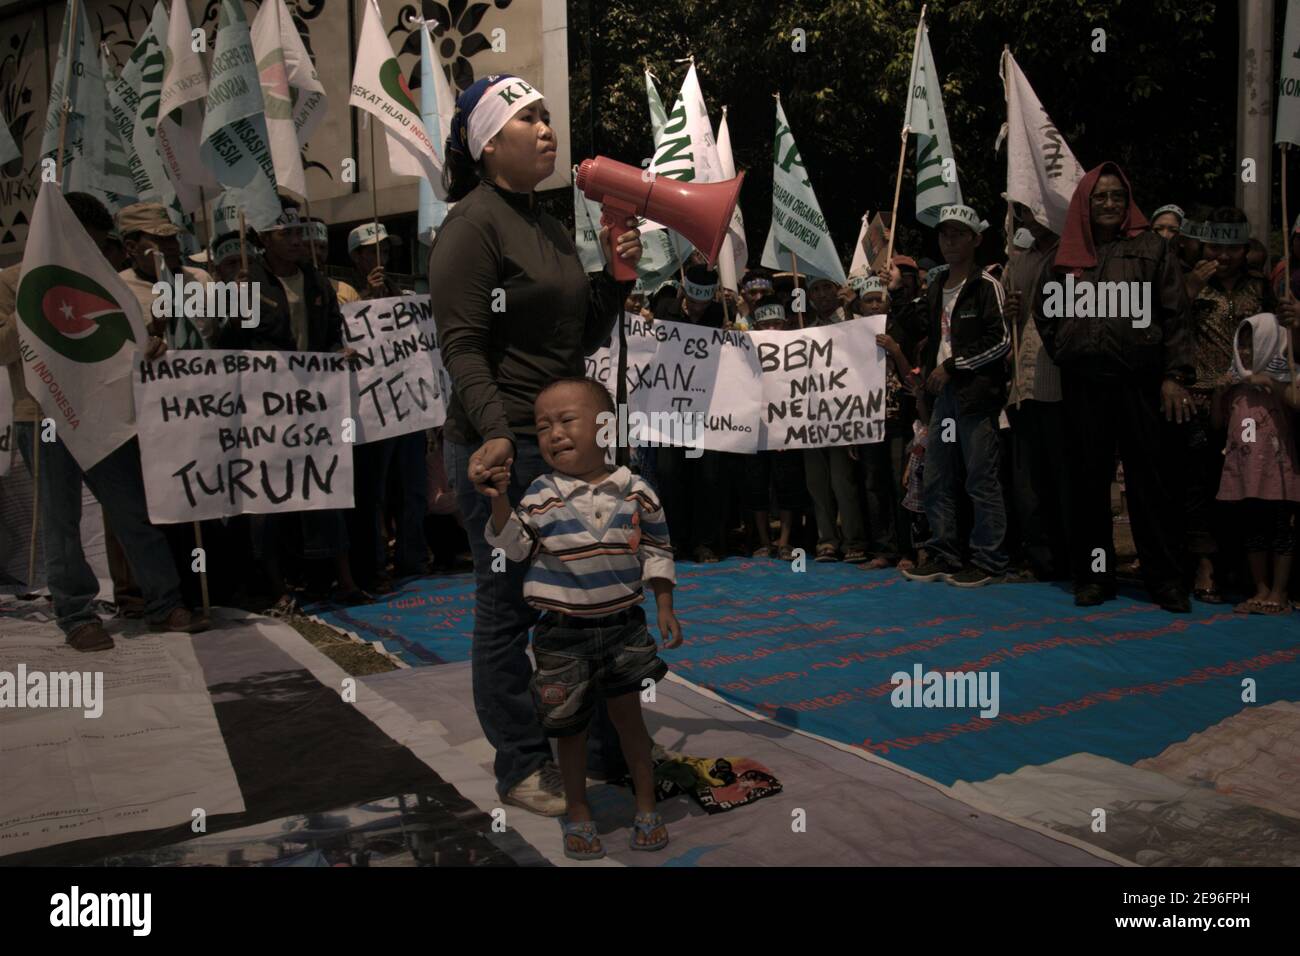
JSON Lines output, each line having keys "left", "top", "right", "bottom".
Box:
{"left": 562, "top": 0, "right": 1237, "bottom": 265}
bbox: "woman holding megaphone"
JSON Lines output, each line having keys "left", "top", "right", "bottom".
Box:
{"left": 428, "top": 74, "right": 642, "bottom": 817}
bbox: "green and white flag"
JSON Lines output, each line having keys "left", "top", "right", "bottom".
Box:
{"left": 39, "top": 0, "right": 107, "bottom": 191}
{"left": 15, "top": 183, "right": 150, "bottom": 470}
{"left": 159, "top": 0, "right": 218, "bottom": 212}
{"left": 97, "top": 45, "right": 139, "bottom": 211}
{"left": 132, "top": 3, "right": 175, "bottom": 203}
{"left": 636, "top": 68, "right": 696, "bottom": 289}
{"left": 109, "top": 6, "right": 175, "bottom": 205}
{"left": 760, "top": 96, "right": 845, "bottom": 285}
{"left": 573, "top": 164, "right": 606, "bottom": 273}
{"left": 201, "top": 0, "right": 282, "bottom": 231}
{"left": 251, "top": 0, "right": 327, "bottom": 198}
{"left": 903, "top": 13, "right": 961, "bottom": 226}
{"left": 350, "top": 0, "right": 441, "bottom": 183}
{"left": 1279, "top": 0, "right": 1300, "bottom": 146}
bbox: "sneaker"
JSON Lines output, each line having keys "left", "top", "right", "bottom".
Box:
{"left": 503, "top": 763, "right": 567, "bottom": 817}
{"left": 151, "top": 606, "right": 210, "bottom": 634}
{"left": 900, "top": 558, "right": 954, "bottom": 582}
{"left": 947, "top": 566, "right": 1003, "bottom": 588}
{"left": 66, "top": 621, "right": 115, "bottom": 652}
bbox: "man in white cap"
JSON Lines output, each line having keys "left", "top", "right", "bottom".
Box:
{"left": 348, "top": 222, "right": 408, "bottom": 301}
{"left": 116, "top": 201, "right": 216, "bottom": 345}
{"left": 903, "top": 204, "right": 1012, "bottom": 588}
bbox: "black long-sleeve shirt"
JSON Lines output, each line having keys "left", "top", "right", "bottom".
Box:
{"left": 428, "top": 180, "right": 630, "bottom": 447}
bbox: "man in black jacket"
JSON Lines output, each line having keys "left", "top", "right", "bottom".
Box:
{"left": 1033, "top": 162, "right": 1195, "bottom": 612}
{"left": 903, "top": 204, "right": 1012, "bottom": 587}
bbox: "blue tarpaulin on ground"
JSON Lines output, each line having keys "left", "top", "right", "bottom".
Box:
{"left": 309, "top": 559, "right": 1300, "bottom": 787}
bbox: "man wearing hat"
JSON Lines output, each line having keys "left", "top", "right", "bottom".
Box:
{"left": 348, "top": 222, "right": 408, "bottom": 301}
{"left": 344, "top": 220, "right": 429, "bottom": 586}
{"left": 213, "top": 194, "right": 365, "bottom": 611}
{"left": 0, "top": 193, "right": 207, "bottom": 649}
{"left": 656, "top": 262, "right": 730, "bottom": 563}
{"left": 904, "top": 203, "right": 1012, "bottom": 588}
{"left": 116, "top": 201, "right": 216, "bottom": 345}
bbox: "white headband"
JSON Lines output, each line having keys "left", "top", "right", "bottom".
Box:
{"left": 469, "top": 77, "right": 545, "bottom": 161}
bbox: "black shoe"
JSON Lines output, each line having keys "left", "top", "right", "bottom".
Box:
{"left": 1151, "top": 585, "right": 1190, "bottom": 614}
{"left": 901, "top": 558, "right": 955, "bottom": 582}
{"left": 947, "top": 566, "right": 1003, "bottom": 588}
{"left": 1074, "top": 583, "right": 1111, "bottom": 606}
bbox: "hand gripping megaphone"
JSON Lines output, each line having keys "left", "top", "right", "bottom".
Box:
{"left": 576, "top": 156, "right": 745, "bottom": 281}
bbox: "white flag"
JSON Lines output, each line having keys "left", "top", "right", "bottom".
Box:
{"left": 1280, "top": 0, "right": 1300, "bottom": 145}
{"left": 998, "top": 50, "right": 1083, "bottom": 236}
{"left": 251, "top": 0, "right": 327, "bottom": 198}
{"left": 39, "top": 0, "right": 107, "bottom": 192}
{"left": 903, "top": 14, "right": 961, "bottom": 226}
{"left": 15, "top": 184, "right": 150, "bottom": 470}
{"left": 350, "top": 0, "right": 441, "bottom": 185}
{"left": 132, "top": 3, "right": 175, "bottom": 204}
{"left": 760, "top": 96, "right": 846, "bottom": 285}
{"left": 417, "top": 19, "right": 456, "bottom": 243}
{"left": 158, "top": 0, "right": 218, "bottom": 212}
{"left": 573, "top": 165, "right": 606, "bottom": 273}
{"left": 715, "top": 105, "right": 748, "bottom": 292}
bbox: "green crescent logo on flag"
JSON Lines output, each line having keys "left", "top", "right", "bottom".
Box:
{"left": 379, "top": 59, "right": 418, "bottom": 114}
{"left": 15, "top": 265, "right": 138, "bottom": 363}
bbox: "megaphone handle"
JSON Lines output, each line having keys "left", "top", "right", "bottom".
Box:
{"left": 599, "top": 203, "right": 638, "bottom": 281}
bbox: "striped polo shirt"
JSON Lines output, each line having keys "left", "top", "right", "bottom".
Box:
{"left": 485, "top": 466, "right": 675, "bottom": 616}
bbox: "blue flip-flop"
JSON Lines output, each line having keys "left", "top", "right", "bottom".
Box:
{"left": 561, "top": 820, "right": 605, "bottom": 860}
{"left": 629, "top": 811, "right": 669, "bottom": 852}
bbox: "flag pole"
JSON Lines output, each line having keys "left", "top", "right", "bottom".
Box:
{"left": 1000, "top": 46, "right": 1023, "bottom": 409}
{"left": 53, "top": 0, "right": 81, "bottom": 190}
{"left": 303, "top": 189, "right": 319, "bottom": 269}
{"left": 884, "top": 4, "right": 925, "bottom": 310}
{"left": 790, "top": 251, "right": 804, "bottom": 329}
{"left": 368, "top": 118, "right": 384, "bottom": 271}
{"left": 193, "top": 521, "right": 210, "bottom": 617}
{"left": 1283, "top": 143, "right": 1297, "bottom": 381}
{"left": 31, "top": 0, "right": 82, "bottom": 585}
{"left": 26, "top": 422, "right": 40, "bottom": 586}
{"left": 238, "top": 210, "right": 249, "bottom": 274}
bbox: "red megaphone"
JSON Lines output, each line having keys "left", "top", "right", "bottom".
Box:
{"left": 576, "top": 156, "right": 745, "bottom": 281}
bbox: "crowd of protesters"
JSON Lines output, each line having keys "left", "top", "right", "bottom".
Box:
{"left": 5, "top": 162, "right": 1300, "bottom": 657}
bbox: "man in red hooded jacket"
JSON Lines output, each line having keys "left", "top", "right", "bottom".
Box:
{"left": 1032, "top": 162, "right": 1196, "bottom": 612}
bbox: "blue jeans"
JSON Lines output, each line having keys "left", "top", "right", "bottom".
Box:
{"left": 446, "top": 435, "right": 628, "bottom": 796}
{"left": 921, "top": 384, "right": 1009, "bottom": 573}
{"left": 15, "top": 424, "right": 182, "bottom": 635}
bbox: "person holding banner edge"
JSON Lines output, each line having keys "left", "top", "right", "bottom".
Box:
{"left": 430, "top": 75, "right": 642, "bottom": 815}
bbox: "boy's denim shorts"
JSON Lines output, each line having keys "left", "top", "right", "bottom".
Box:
{"left": 530, "top": 604, "right": 668, "bottom": 737}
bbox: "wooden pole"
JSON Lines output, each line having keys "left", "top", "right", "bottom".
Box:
{"left": 53, "top": 0, "right": 80, "bottom": 190}
{"left": 27, "top": 422, "right": 41, "bottom": 586}
{"left": 238, "top": 211, "right": 248, "bottom": 275}
{"left": 29, "top": 0, "right": 82, "bottom": 584}
{"left": 368, "top": 119, "right": 384, "bottom": 271}
{"left": 303, "top": 191, "right": 319, "bottom": 269}
{"left": 791, "top": 251, "right": 804, "bottom": 329}
{"left": 1284, "top": 144, "right": 1298, "bottom": 380}
{"left": 882, "top": 129, "right": 909, "bottom": 313}
{"left": 193, "top": 521, "right": 210, "bottom": 618}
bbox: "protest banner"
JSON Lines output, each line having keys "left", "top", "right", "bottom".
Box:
{"left": 340, "top": 294, "right": 449, "bottom": 443}
{"left": 621, "top": 314, "right": 761, "bottom": 453}
{"left": 751, "top": 315, "right": 888, "bottom": 450}
{"left": 134, "top": 350, "right": 354, "bottom": 523}
{"left": 584, "top": 320, "right": 624, "bottom": 402}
